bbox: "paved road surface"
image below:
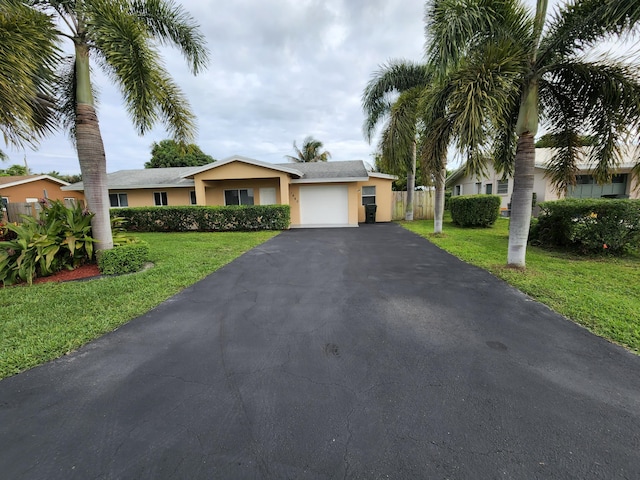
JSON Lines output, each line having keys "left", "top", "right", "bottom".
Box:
{"left": 1, "top": 224, "right": 639, "bottom": 479}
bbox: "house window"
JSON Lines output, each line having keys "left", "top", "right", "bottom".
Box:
{"left": 612, "top": 174, "right": 627, "bottom": 184}
{"left": 109, "top": 193, "right": 128, "bottom": 207}
{"left": 454, "top": 185, "right": 461, "bottom": 196}
{"left": 497, "top": 180, "right": 509, "bottom": 195}
{"left": 154, "top": 191, "right": 168, "bottom": 206}
{"left": 362, "top": 186, "right": 376, "bottom": 205}
{"left": 224, "top": 188, "right": 254, "bottom": 206}
{"left": 26, "top": 197, "right": 39, "bottom": 203}
{"left": 189, "top": 191, "right": 197, "bottom": 205}
{"left": 485, "top": 184, "right": 493, "bottom": 194}
{"left": 475, "top": 182, "right": 482, "bottom": 194}
{"left": 576, "top": 175, "right": 594, "bottom": 185}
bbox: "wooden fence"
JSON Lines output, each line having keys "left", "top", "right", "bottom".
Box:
{"left": 391, "top": 190, "right": 434, "bottom": 220}
{"left": 4, "top": 202, "right": 42, "bottom": 223}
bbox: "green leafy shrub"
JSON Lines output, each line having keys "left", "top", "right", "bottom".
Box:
{"left": 110, "top": 205, "right": 290, "bottom": 232}
{"left": 0, "top": 200, "right": 95, "bottom": 285}
{"left": 0, "top": 221, "right": 17, "bottom": 241}
{"left": 97, "top": 241, "right": 150, "bottom": 275}
{"left": 530, "top": 199, "right": 640, "bottom": 255}
{"left": 449, "top": 195, "right": 502, "bottom": 227}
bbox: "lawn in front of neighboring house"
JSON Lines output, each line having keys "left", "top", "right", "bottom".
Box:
{"left": 0, "top": 231, "right": 279, "bottom": 379}
{"left": 402, "top": 217, "right": 640, "bottom": 353}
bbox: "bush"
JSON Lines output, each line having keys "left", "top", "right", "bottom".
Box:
{"left": 110, "top": 205, "right": 290, "bottom": 232}
{"left": 530, "top": 199, "right": 640, "bottom": 255}
{"left": 97, "top": 241, "right": 150, "bottom": 275}
{"left": 449, "top": 195, "right": 502, "bottom": 227}
{"left": 0, "top": 200, "right": 95, "bottom": 285}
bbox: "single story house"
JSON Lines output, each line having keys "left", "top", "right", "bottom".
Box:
{"left": 447, "top": 147, "right": 639, "bottom": 212}
{"left": 1, "top": 174, "right": 84, "bottom": 205}
{"left": 62, "top": 155, "right": 396, "bottom": 228}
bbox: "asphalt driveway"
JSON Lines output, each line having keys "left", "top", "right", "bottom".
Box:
{"left": 1, "top": 223, "right": 639, "bottom": 479}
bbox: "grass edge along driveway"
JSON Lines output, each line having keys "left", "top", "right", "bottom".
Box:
{"left": 402, "top": 218, "right": 640, "bottom": 354}
{"left": 0, "top": 231, "right": 279, "bottom": 379}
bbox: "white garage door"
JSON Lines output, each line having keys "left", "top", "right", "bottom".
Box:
{"left": 299, "top": 185, "right": 349, "bottom": 227}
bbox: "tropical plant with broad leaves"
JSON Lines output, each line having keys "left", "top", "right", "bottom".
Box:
{"left": 0, "top": 199, "right": 95, "bottom": 285}
{"left": 423, "top": 0, "right": 640, "bottom": 266}
{"left": 362, "top": 60, "right": 432, "bottom": 222}
{"left": 12, "top": 0, "right": 209, "bottom": 252}
{"left": 285, "top": 136, "right": 332, "bottom": 163}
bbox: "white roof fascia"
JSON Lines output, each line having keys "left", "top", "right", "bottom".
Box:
{"left": 290, "top": 177, "right": 369, "bottom": 184}
{"left": 0, "top": 175, "right": 69, "bottom": 189}
{"left": 368, "top": 172, "right": 398, "bottom": 180}
{"left": 182, "top": 155, "right": 303, "bottom": 178}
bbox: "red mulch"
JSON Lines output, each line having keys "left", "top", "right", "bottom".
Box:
{"left": 31, "top": 264, "right": 101, "bottom": 285}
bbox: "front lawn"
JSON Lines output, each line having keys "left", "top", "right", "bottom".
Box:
{"left": 402, "top": 217, "right": 640, "bottom": 353}
{"left": 0, "top": 231, "right": 278, "bottom": 379}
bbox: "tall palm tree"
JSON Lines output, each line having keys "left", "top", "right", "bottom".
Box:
{"left": 0, "top": 0, "right": 60, "bottom": 159}
{"left": 362, "top": 60, "right": 431, "bottom": 221}
{"left": 424, "top": 0, "right": 640, "bottom": 267}
{"left": 285, "top": 136, "right": 332, "bottom": 163}
{"left": 23, "top": 0, "right": 209, "bottom": 250}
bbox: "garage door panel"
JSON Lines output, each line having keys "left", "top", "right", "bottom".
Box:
{"left": 299, "top": 185, "right": 349, "bottom": 226}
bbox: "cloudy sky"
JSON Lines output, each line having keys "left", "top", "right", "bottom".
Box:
{"left": 6, "top": 0, "right": 609, "bottom": 176}
{"left": 4, "top": 0, "right": 431, "bottom": 174}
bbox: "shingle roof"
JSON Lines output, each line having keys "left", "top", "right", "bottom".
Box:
{"left": 275, "top": 160, "right": 369, "bottom": 181}
{"left": 63, "top": 167, "right": 198, "bottom": 191}
{"left": 62, "top": 158, "right": 382, "bottom": 191}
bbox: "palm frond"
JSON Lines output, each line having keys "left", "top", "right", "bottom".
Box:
{"left": 539, "top": 0, "right": 640, "bottom": 68}
{"left": 425, "top": 0, "right": 534, "bottom": 73}
{"left": 542, "top": 131, "right": 585, "bottom": 194}
{"left": 129, "top": 0, "right": 209, "bottom": 74}
{"left": 540, "top": 59, "right": 640, "bottom": 185}
{"left": 0, "top": 0, "right": 60, "bottom": 148}
{"left": 361, "top": 60, "right": 430, "bottom": 142}
{"left": 378, "top": 88, "right": 421, "bottom": 175}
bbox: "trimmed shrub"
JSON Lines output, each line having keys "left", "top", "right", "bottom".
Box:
{"left": 97, "top": 242, "right": 150, "bottom": 275}
{"left": 449, "top": 195, "right": 502, "bottom": 227}
{"left": 110, "top": 205, "right": 290, "bottom": 232}
{"left": 530, "top": 199, "right": 640, "bottom": 255}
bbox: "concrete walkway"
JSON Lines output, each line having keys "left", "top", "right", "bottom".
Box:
{"left": 1, "top": 224, "right": 639, "bottom": 479}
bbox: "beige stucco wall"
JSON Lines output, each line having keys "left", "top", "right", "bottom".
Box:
{"left": 356, "top": 178, "right": 394, "bottom": 222}
{"left": 108, "top": 188, "right": 193, "bottom": 207}
{"left": 193, "top": 162, "right": 292, "bottom": 207}
{"left": 1, "top": 179, "right": 84, "bottom": 204}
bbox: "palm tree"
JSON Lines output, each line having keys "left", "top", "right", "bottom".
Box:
{"left": 362, "top": 60, "right": 431, "bottom": 221}
{"left": 285, "top": 136, "right": 332, "bottom": 163}
{"left": 0, "top": 0, "right": 60, "bottom": 159}
{"left": 424, "top": 0, "right": 640, "bottom": 267}
{"left": 23, "top": 0, "right": 209, "bottom": 250}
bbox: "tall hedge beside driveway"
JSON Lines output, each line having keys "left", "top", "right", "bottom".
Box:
{"left": 449, "top": 195, "right": 502, "bottom": 227}
{"left": 530, "top": 199, "right": 640, "bottom": 255}
{"left": 110, "top": 205, "right": 290, "bottom": 232}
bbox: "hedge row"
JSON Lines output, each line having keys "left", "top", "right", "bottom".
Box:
{"left": 530, "top": 199, "right": 640, "bottom": 255}
{"left": 449, "top": 195, "right": 502, "bottom": 227}
{"left": 110, "top": 205, "right": 290, "bottom": 232}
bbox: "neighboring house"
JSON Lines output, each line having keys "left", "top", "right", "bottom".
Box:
{"left": 1, "top": 174, "right": 85, "bottom": 212}
{"left": 62, "top": 155, "right": 396, "bottom": 227}
{"left": 447, "top": 147, "right": 639, "bottom": 212}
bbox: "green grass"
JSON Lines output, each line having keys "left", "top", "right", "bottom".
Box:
{"left": 402, "top": 217, "right": 640, "bottom": 353}
{"left": 0, "top": 231, "right": 278, "bottom": 378}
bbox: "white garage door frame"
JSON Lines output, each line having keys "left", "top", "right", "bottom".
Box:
{"left": 297, "top": 185, "right": 354, "bottom": 228}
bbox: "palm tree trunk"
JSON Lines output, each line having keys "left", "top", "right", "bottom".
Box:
{"left": 405, "top": 140, "right": 416, "bottom": 221}
{"left": 434, "top": 167, "right": 446, "bottom": 233}
{"left": 75, "top": 43, "right": 113, "bottom": 251}
{"left": 507, "top": 133, "right": 535, "bottom": 267}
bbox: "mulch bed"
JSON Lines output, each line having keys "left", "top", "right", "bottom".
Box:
{"left": 33, "top": 263, "right": 101, "bottom": 284}
{"left": 0, "top": 264, "right": 102, "bottom": 288}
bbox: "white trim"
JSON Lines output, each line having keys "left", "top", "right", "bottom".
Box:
{"left": 182, "top": 155, "right": 303, "bottom": 178}
{"left": 0, "top": 175, "right": 69, "bottom": 190}
{"left": 368, "top": 172, "right": 398, "bottom": 180}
